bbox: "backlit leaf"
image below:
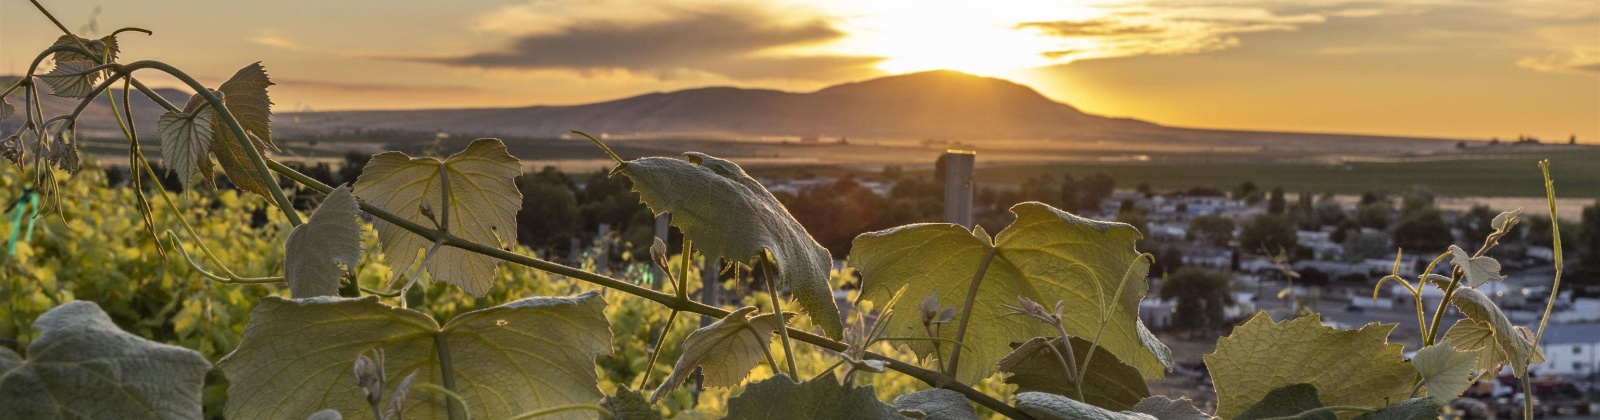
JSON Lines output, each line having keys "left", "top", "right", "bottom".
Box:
{"left": 208, "top": 63, "right": 280, "bottom": 200}
{"left": 284, "top": 186, "right": 363, "bottom": 298}
{"left": 893, "top": 389, "right": 977, "bottom": 420}
{"left": 1204, "top": 313, "right": 1412, "bottom": 419}
{"left": 1447, "top": 287, "right": 1541, "bottom": 376}
{"left": 353, "top": 139, "right": 522, "bottom": 296}
{"left": 1411, "top": 343, "right": 1476, "bottom": 404}
{"left": 618, "top": 153, "right": 842, "bottom": 339}
{"left": 1448, "top": 245, "right": 1503, "bottom": 287}
{"left": 156, "top": 95, "right": 217, "bottom": 187}
{"left": 218, "top": 292, "right": 610, "bottom": 420}
{"left": 0, "top": 301, "right": 211, "bottom": 419}
{"left": 50, "top": 34, "right": 118, "bottom": 64}
{"left": 998, "top": 336, "right": 1150, "bottom": 411}
{"left": 1353, "top": 399, "right": 1439, "bottom": 420}
{"left": 650, "top": 307, "right": 790, "bottom": 403}
{"left": 851, "top": 203, "right": 1168, "bottom": 383}
{"left": 39, "top": 60, "right": 99, "bottom": 98}
{"left": 722, "top": 372, "right": 901, "bottom": 420}
{"left": 1441, "top": 319, "right": 1510, "bottom": 381}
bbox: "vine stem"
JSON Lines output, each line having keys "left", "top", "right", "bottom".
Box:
{"left": 264, "top": 159, "right": 1033, "bottom": 419}
{"left": 762, "top": 261, "right": 800, "bottom": 379}
{"left": 946, "top": 245, "right": 998, "bottom": 378}
{"left": 1526, "top": 160, "right": 1563, "bottom": 420}
{"left": 504, "top": 404, "right": 609, "bottom": 420}
{"left": 434, "top": 334, "right": 463, "bottom": 420}
{"left": 637, "top": 309, "right": 679, "bottom": 389}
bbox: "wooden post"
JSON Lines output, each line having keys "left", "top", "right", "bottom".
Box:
{"left": 651, "top": 212, "right": 671, "bottom": 290}
{"left": 942, "top": 150, "right": 976, "bottom": 228}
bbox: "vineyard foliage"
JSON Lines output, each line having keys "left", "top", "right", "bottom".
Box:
{"left": 0, "top": 7, "right": 1569, "bottom": 420}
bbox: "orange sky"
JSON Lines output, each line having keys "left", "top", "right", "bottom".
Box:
{"left": 3, "top": 0, "right": 1596, "bottom": 141}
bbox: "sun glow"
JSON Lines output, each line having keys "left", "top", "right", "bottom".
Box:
{"left": 819, "top": 0, "right": 1106, "bottom": 79}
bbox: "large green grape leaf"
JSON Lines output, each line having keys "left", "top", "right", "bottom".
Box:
{"left": 1204, "top": 313, "right": 1412, "bottom": 419}
{"left": 284, "top": 186, "right": 363, "bottom": 298}
{"left": 209, "top": 63, "right": 280, "bottom": 200}
{"left": 998, "top": 336, "right": 1149, "bottom": 411}
{"left": 1446, "top": 287, "right": 1541, "bottom": 376}
{"left": 722, "top": 372, "right": 901, "bottom": 420}
{"left": 156, "top": 94, "right": 217, "bottom": 187}
{"left": 353, "top": 139, "right": 522, "bottom": 296}
{"left": 1447, "top": 246, "right": 1504, "bottom": 287}
{"left": 617, "top": 153, "right": 842, "bottom": 339}
{"left": 1410, "top": 343, "right": 1476, "bottom": 404}
{"left": 1235, "top": 384, "right": 1332, "bottom": 420}
{"left": 38, "top": 60, "right": 100, "bottom": 98}
{"left": 218, "top": 292, "right": 610, "bottom": 420}
{"left": 892, "top": 389, "right": 977, "bottom": 420}
{"left": 650, "top": 307, "right": 791, "bottom": 403}
{"left": 851, "top": 203, "right": 1167, "bottom": 383}
{"left": 0, "top": 301, "right": 211, "bottom": 419}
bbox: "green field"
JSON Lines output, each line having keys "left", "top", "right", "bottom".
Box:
{"left": 966, "top": 148, "right": 1600, "bottom": 198}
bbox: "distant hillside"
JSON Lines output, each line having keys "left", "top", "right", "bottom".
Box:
{"left": 279, "top": 70, "right": 1157, "bottom": 140}
{"left": 3, "top": 71, "right": 1463, "bottom": 154}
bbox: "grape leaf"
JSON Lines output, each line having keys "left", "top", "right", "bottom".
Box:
{"left": 1447, "top": 287, "right": 1541, "bottom": 375}
{"left": 1204, "top": 313, "right": 1412, "bottom": 419}
{"left": 851, "top": 203, "right": 1168, "bottom": 383}
{"left": 603, "top": 388, "right": 661, "bottom": 420}
{"left": 353, "top": 139, "right": 522, "bottom": 296}
{"left": 1353, "top": 399, "right": 1439, "bottom": 420}
{"left": 209, "top": 63, "right": 279, "bottom": 199}
{"left": 307, "top": 409, "right": 343, "bottom": 420}
{"left": 38, "top": 60, "right": 100, "bottom": 98}
{"left": 1441, "top": 318, "right": 1526, "bottom": 381}
{"left": 50, "top": 34, "right": 119, "bottom": 63}
{"left": 998, "top": 336, "right": 1149, "bottom": 411}
{"left": 1235, "top": 384, "right": 1332, "bottom": 420}
{"left": 1447, "top": 245, "right": 1504, "bottom": 287}
{"left": 722, "top": 372, "right": 901, "bottom": 420}
{"left": 157, "top": 95, "right": 218, "bottom": 188}
{"left": 893, "top": 389, "right": 977, "bottom": 420}
{"left": 284, "top": 186, "right": 363, "bottom": 298}
{"left": 651, "top": 307, "right": 790, "bottom": 403}
{"left": 218, "top": 292, "right": 610, "bottom": 420}
{"left": 1410, "top": 343, "right": 1476, "bottom": 404}
{"left": 618, "top": 153, "right": 842, "bottom": 339}
{"left": 1130, "top": 396, "right": 1215, "bottom": 420}
{"left": 0, "top": 301, "right": 211, "bottom": 419}
{"left": 1013, "top": 392, "right": 1154, "bottom": 420}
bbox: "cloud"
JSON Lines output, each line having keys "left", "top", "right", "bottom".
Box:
{"left": 275, "top": 79, "right": 489, "bottom": 94}
{"left": 1518, "top": 50, "right": 1600, "bottom": 75}
{"left": 251, "top": 35, "right": 303, "bottom": 51}
{"left": 415, "top": 9, "right": 882, "bottom": 81}
{"left": 1014, "top": 19, "right": 1164, "bottom": 37}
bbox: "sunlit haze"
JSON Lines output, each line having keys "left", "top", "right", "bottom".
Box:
{"left": 2, "top": 0, "right": 1595, "bottom": 140}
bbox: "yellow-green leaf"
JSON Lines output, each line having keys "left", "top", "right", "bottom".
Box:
{"left": 618, "top": 153, "right": 842, "bottom": 339}
{"left": 1411, "top": 343, "right": 1477, "bottom": 404}
{"left": 650, "top": 307, "right": 790, "bottom": 403}
{"left": 1448, "top": 245, "right": 1503, "bottom": 287}
{"left": 284, "top": 186, "right": 363, "bottom": 298}
{"left": 218, "top": 292, "right": 611, "bottom": 420}
{"left": 353, "top": 139, "right": 522, "bottom": 296}
{"left": 1205, "top": 313, "right": 1412, "bottom": 419}
{"left": 1441, "top": 319, "right": 1511, "bottom": 381}
{"left": 851, "top": 203, "right": 1168, "bottom": 383}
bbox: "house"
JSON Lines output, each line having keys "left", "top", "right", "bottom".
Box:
{"left": 1529, "top": 323, "right": 1600, "bottom": 378}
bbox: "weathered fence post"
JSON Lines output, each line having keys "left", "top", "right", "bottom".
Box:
{"left": 942, "top": 150, "right": 976, "bottom": 228}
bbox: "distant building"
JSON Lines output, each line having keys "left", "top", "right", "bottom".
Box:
{"left": 1530, "top": 323, "right": 1600, "bottom": 378}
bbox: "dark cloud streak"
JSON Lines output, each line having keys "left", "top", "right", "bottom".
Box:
{"left": 418, "top": 10, "right": 882, "bottom": 81}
